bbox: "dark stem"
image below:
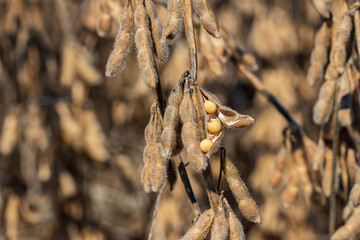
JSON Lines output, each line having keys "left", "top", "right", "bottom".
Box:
{"left": 177, "top": 155, "right": 201, "bottom": 217}
{"left": 236, "top": 63, "right": 306, "bottom": 137}
{"left": 217, "top": 148, "right": 225, "bottom": 193}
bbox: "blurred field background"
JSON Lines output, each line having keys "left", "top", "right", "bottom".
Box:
{"left": 0, "top": 0, "right": 356, "bottom": 239}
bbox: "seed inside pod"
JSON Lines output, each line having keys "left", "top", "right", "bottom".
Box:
{"left": 205, "top": 100, "right": 217, "bottom": 114}
{"left": 207, "top": 119, "right": 221, "bottom": 134}
{"left": 200, "top": 139, "right": 213, "bottom": 153}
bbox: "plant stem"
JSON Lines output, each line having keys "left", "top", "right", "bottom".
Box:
{"left": 236, "top": 63, "right": 306, "bottom": 137}
{"left": 183, "top": 0, "right": 198, "bottom": 79}
{"left": 177, "top": 155, "right": 201, "bottom": 217}
{"left": 329, "top": 80, "right": 341, "bottom": 236}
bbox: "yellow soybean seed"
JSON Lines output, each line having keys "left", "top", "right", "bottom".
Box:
{"left": 205, "top": 100, "right": 217, "bottom": 114}
{"left": 200, "top": 139, "right": 213, "bottom": 153}
{"left": 207, "top": 119, "right": 221, "bottom": 134}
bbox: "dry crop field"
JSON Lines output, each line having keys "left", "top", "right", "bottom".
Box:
{"left": 0, "top": 0, "right": 360, "bottom": 239}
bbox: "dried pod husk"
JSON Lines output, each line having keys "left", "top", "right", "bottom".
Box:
{"left": 313, "top": 80, "right": 336, "bottom": 125}
{"left": 96, "top": 0, "right": 121, "bottom": 37}
{"left": 293, "top": 148, "right": 313, "bottom": 201}
{"left": 5, "top": 194, "right": 20, "bottom": 240}
{"left": 179, "top": 81, "right": 207, "bottom": 171}
{"left": 60, "top": 42, "right": 76, "bottom": 87}
{"left": 346, "top": 148, "right": 359, "bottom": 183}
{"left": 211, "top": 199, "right": 229, "bottom": 240}
{"left": 307, "top": 21, "right": 331, "bottom": 86}
{"left": 71, "top": 79, "right": 88, "bottom": 106}
{"left": 343, "top": 168, "right": 360, "bottom": 220}
{"left": 193, "top": 0, "right": 220, "bottom": 39}
{"left": 59, "top": 171, "right": 77, "bottom": 198}
{"left": 106, "top": 0, "right": 134, "bottom": 77}
{"left": 330, "top": 13, "right": 353, "bottom": 76}
{"left": 161, "top": 81, "right": 184, "bottom": 158}
{"left": 222, "top": 156, "right": 261, "bottom": 223}
{"left": 150, "top": 143, "right": 168, "bottom": 192}
{"left": 200, "top": 88, "right": 255, "bottom": 128}
{"left": 188, "top": 80, "right": 207, "bottom": 138}
{"left": 332, "top": 207, "right": 360, "bottom": 240}
{"left": 338, "top": 73, "right": 352, "bottom": 126}
{"left": 223, "top": 198, "right": 245, "bottom": 240}
{"left": 281, "top": 168, "right": 299, "bottom": 207}
{"left": 142, "top": 101, "right": 163, "bottom": 192}
{"left": 144, "top": 0, "right": 169, "bottom": 63}
{"left": 325, "top": 64, "right": 340, "bottom": 81}
{"left": 96, "top": 13, "right": 113, "bottom": 37}
{"left": 83, "top": 109, "right": 110, "bottom": 162}
{"left": 24, "top": 103, "right": 48, "bottom": 151}
{"left": 200, "top": 28, "right": 223, "bottom": 76}
{"left": 55, "top": 102, "right": 83, "bottom": 150}
{"left": 181, "top": 209, "right": 214, "bottom": 240}
{"left": 75, "top": 46, "right": 103, "bottom": 86}
{"left": 134, "top": 3, "right": 159, "bottom": 88}
{"left": 0, "top": 109, "right": 19, "bottom": 155}
{"left": 162, "top": 0, "right": 183, "bottom": 44}
{"left": 208, "top": 34, "right": 230, "bottom": 64}
{"left": 313, "top": 132, "right": 326, "bottom": 170}
{"left": 270, "top": 147, "right": 287, "bottom": 189}
{"left": 311, "top": 0, "right": 330, "bottom": 19}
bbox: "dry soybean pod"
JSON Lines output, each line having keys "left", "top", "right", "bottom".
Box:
{"left": 200, "top": 28, "right": 223, "bottom": 76}
{"left": 313, "top": 80, "right": 337, "bottom": 125}
{"left": 106, "top": 0, "right": 134, "bottom": 77}
{"left": 311, "top": 0, "right": 331, "bottom": 19}
{"left": 162, "top": 0, "right": 183, "bottom": 44}
{"left": 142, "top": 101, "right": 161, "bottom": 192}
{"left": 134, "top": 1, "right": 159, "bottom": 88}
{"left": 0, "top": 109, "right": 19, "bottom": 156}
{"left": 331, "top": 207, "right": 360, "bottom": 240}
{"left": 210, "top": 199, "right": 229, "bottom": 240}
{"left": 269, "top": 147, "right": 287, "bottom": 189}
{"left": 161, "top": 80, "right": 184, "bottom": 158}
{"left": 223, "top": 198, "right": 245, "bottom": 240}
{"left": 307, "top": 21, "right": 331, "bottom": 86}
{"left": 222, "top": 156, "right": 261, "bottom": 223}
{"left": 330, "top": 12, "right": 353, "bottom": 76}
{"left": 96, "top": 0, "right": 113, "bottom": 37}
{"left": 150, "top": 142, "right": 168, "bottom": 192}
{"left": 343, "top": 168, "right": 360, "bottom": 220}
{"left": 144, "top": 0, "right": 169, "bottom": 62}
{"left": 179, "top": 80, "right": 207, "bottom": 171}
{"left": 181, "top": 209, "right": 214, "bottom": 240}
{"left": 193, "top": 0, "right": 220, "bottom": 39}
